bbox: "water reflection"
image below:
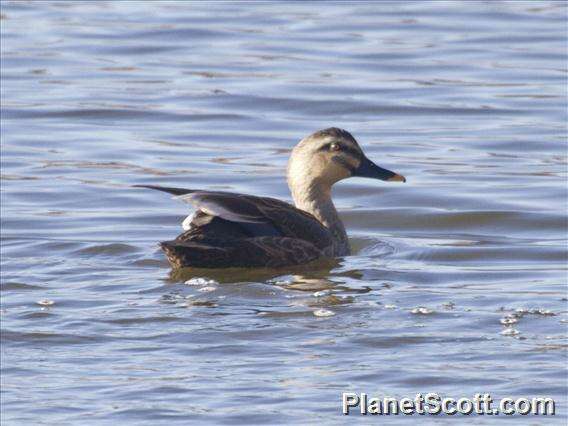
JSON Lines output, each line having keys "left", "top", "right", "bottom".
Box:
{"left": 166, "top": 257, "right": 340, "bottom": 284}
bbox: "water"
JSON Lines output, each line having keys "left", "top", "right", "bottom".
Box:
{"left": 1, "top": 1, "right": 566, "bottom": 424}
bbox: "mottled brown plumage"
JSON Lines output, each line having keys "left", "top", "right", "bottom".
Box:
{"left": 136, "top": 128, "right": 405, "bottom": 269}
{"left": 135, "top": 187, "right": 335, "bottom": 267}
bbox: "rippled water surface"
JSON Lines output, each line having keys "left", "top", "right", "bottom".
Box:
{"left": 1, "top": 1, "right": 567, "bottom": 424}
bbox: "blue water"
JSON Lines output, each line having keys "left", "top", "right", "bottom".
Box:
{"left": 1, "top": 1, "right": 566, "bottom": 424}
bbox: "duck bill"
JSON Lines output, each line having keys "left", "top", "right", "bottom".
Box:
{"left": 353, "top": 156, "right": 406, "bottom": 182}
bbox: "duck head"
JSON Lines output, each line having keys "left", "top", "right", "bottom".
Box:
{"left": 287, "top": 128, "right": 405, "bottom": 195}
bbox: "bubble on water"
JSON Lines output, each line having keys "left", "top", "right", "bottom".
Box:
{"left": 501, "top": 328, "right": 520, "bottom": 336}
{"left": 313, "top": 290, "right": 332, "bottom": 297}
{"left": 313, "top": 309, "right": 335, "bottom": 317}
{"left": 411, "top": 307, "right": 434, "bottom": 315}
{"left": 530, "top": 308, "right": 555, "bottom": 316}
{"left": 500, "top": 316, "right": 518, "bottom": 325}
{"left": 36, "top": 299, "right": 54, "bottom": 306}
{"left": 185, "top": 278, "right": 218, "bottom": 286}
{"left": 384, "top": 304, "right": 397, "bottom": 310}
{"left": 198, "top": 286, "right": 216, "bottom": 293}
{"left": 508, "top": 307, "right": 556, "bottom": 319}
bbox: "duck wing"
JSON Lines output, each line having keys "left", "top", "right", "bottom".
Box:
{"left": 135, "top": 185, "right": 334, "bottom": 251}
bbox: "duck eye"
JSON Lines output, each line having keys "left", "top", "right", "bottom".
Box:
{"left": 329, "top": 143, "right": 341, "bottom": 151}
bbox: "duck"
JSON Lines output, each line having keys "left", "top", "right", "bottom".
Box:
{"left": 136, "top": 128, "right": 405, "bottom": 269}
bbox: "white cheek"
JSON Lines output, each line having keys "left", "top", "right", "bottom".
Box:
{"left": 182, "top": 213, "right": 195, "bottom": 231}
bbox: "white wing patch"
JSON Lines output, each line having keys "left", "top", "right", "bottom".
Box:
{"left": 182, "top": 212, "right": 195, "bottom": 231}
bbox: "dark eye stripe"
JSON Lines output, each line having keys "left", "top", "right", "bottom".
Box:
{"left": 332, "top": 155, "right": 357, "bottom": 173}
{"left": 319, "top": 143, "right": 361, "bottom": 160}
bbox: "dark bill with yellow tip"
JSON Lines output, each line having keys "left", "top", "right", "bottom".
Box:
{"left": 353, "top": 156, "right": 406, "bottom": 183}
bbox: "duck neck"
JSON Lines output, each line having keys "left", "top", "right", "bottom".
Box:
{"left": 290, "top": 181, "right": 349, "bottom": 252}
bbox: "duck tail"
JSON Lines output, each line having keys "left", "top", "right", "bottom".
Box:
{"left": 133, "top": 185, "right": 196, "bottom": 196}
